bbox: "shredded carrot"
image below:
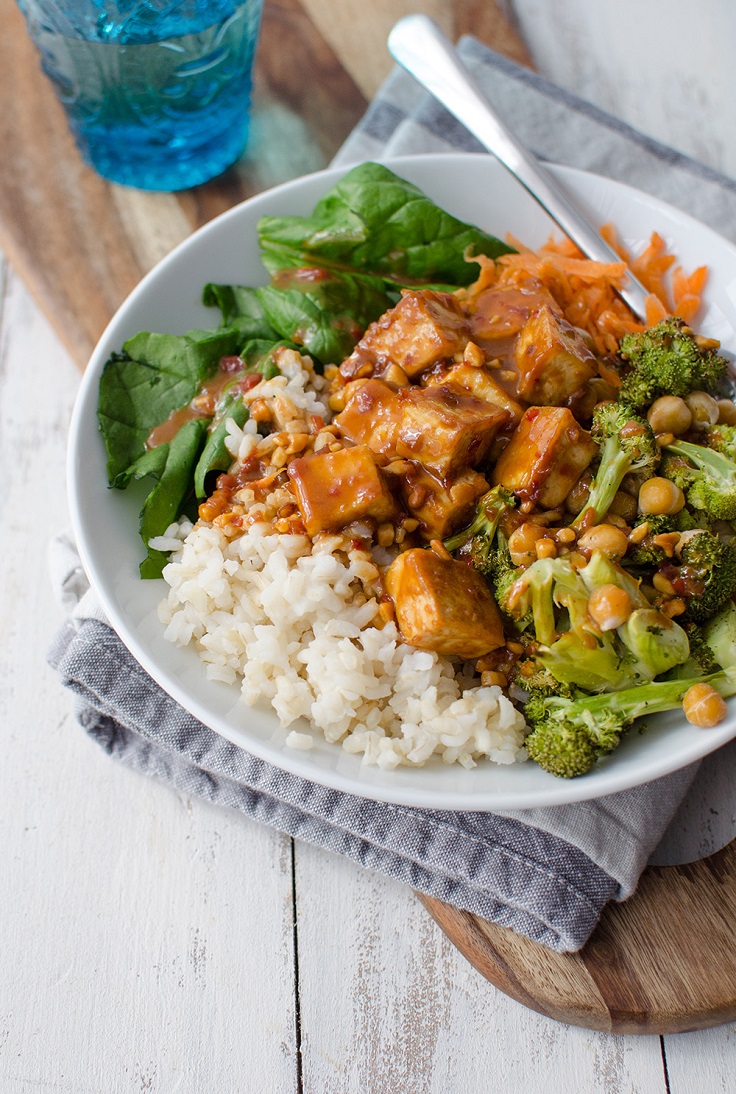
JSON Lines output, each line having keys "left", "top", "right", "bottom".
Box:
{"left": 466, "top": 224, "right": 709, "bottom": 354}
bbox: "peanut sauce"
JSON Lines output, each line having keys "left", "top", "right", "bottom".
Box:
{"left": 145, "top": 357, "right": 259, "bottom": 449}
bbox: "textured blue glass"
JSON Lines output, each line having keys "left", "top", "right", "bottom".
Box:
{"left": 17, "top": 0, "right": 264, "bottom": 190}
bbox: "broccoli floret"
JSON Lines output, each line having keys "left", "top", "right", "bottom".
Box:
{"left": 572, "top": 402, "right": 659, "bottom": 527}
{"left": 703, "top": 601, "right": 736, "bottom": 670}
{"left": 506, "top": 550, "right": 690, "bottom": 692}
{"left": 663, "top": 439, "right": 736, "bottom": 520}
{"left": 706, "top": 422, "right": 736, "bottom": 461}
{"left": 659, "top": 528, "right": 736, "bottom": 623}
{"left": 443, "top": 486, "right": 516, "bottom": 574}
{"left": 618, "top": 317, "right": 727, "bottom": 412}
{"left": 515, "top": 666, "right": 576, "bottom": 701}
{"left": 577, "top": 551, "right": 690, "bottom": 680}
{"left": 666, "top": 621, "right": 718, "bottom": 679}
{"left": 504, "top": 555, "right": 596, "bottom": 648}
{"left": 524, "top": 667, "right": 736, "bottom": 778}
{"left": 484, "top": 532, "right": 528, "bottom": 626}
{"left": 625, "top": 514, "right": 676, "bottom": 567}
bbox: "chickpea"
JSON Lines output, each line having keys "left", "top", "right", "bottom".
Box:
{"left": 588, "top": 584, "right": 633, "bottom": 631}
{"left": 638, "top": 477, "right": 686, "bottom": 516}
{"left": 685, "top": 390, "right": 719, "bottom": 431}
{"left": 647, "top": 395, "right": 692, "bottom": 437}
{"left": 683, "top": 683, "right": 728, "bottom": 728}
{"left": 577, "top": 523, "right": 629, "bottom": 560}
{"left": 508, "top": 522, "right": 546, "bottom": 567}
{"left": 717, "top": 398, "right": 736, "bottom": 426}
{"left": 607, "top": 490, "right": 638, "bottom": 523}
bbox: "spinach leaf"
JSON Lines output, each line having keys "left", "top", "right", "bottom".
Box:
{"left": 139, "top": 418, "right": 209, "bottom": 578}
{"left": 257, "top": 269, "right": 391, "bottom": 364}
{"left": 194, "top": 397, "right": 249, "bottom": 498}
{"left": 258, "top": 162, "right": 513, "bottom": 287}
{"left": 239, "top": 338, "right": 292, "bottom": 378}
{"left": 202, "top": 283, "right": 280, "bottom": 339}
{"left": 112, "top": 444, "right": 168, "bottom": 490}
{"left": 99, "top": 327, "right": 243, "bottom": 485}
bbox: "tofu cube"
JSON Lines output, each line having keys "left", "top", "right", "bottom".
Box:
{"left": 385, "top": 548, "right": 505, "bottom": 658}
{"left": 426, "top": 362, "right": 524, "bottom": 425}
{"left": 396, "top": 384, "right": 509, "bottom": 478}
{"left": 334, "top": 379, "right": 403, "bottom": 457}
{"left": 288, "top": 445, "right": 398, "bottom": 536}
{"left": 356, "top": 290, "right": 469, "bottom": 378}
{"left": 467, "top": 281, "right": 560, "bottom": 345}
{"left": 515, "top": 305, "right": 597, "bottom": 404}
{"left": 492, "top": 406, "right": 597, "bottom": 508}
{"left": 399, "top": 467, "right": 490, "bottom": 541}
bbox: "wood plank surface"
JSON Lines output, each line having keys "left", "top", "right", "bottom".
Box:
{"left": 3, "top": 0, "right": 736, "bottom": 1047}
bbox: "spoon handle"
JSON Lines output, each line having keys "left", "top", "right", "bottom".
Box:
{"left": 388, "top": 14, "right": 650, "bottom": 320}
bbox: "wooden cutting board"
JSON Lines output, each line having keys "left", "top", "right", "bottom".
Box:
{"left": 3, "top": 0, "right": 734, "bottom": 1035}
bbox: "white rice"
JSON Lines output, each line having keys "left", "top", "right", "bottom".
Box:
{"left": 158, "top": 522, "right": 528, "bottom": 769}
{"left": 154, "top": 345, "right": 529, "bottom": 769}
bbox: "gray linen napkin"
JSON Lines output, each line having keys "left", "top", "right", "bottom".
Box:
{"left": 49, "top": 39, "right": 736, "bottom": 953}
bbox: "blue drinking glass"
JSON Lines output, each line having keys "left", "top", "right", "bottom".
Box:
{"left": 17, "top": 0, "right": 264, "bottom": 191}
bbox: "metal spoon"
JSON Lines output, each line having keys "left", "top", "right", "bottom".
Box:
{"left": 387, "top": 14, "right": 651, "bottom": 320}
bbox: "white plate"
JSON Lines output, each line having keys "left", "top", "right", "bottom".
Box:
{"left": 68, "top": 152, "right": 736, "bottom": 810}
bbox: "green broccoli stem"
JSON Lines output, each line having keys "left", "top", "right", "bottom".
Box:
{"left": 572, "top": 437, "right": 632, "bottom": 528}
{"left": 529, "top": 569, "right": 557, "bottom": 648}
{"left": 443, "top": 487, "right": 514, "bottom": 553}
{"left": 546, "top": 667, "right": 736, "bottom": 725}
{"left": 666, "top": 439, "right": 735, "bottom": 482}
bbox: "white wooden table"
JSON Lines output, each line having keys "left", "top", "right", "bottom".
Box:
{"left": 4, "top": 5, "right": 736, "bottom": 1089}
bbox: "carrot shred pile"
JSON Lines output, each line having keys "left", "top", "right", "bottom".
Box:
{"left": 471, "top": 226, "right": 708, "bottom": 356}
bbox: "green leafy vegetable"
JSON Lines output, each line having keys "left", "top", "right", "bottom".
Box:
{"left": 193, "top": 396, "right": 249, "bottom": 499}
{"left": 139, "top": 418, "right": 209, "bottom": 578}
{"left": 202, "top": 283, "right": 280, "bottom": 338}
{"left": 257, "top": 162, "right": 513, "bottom": 286}
{"left": 258, "top": 267, "right": 392, "bottom": 363}
{"left": 99, "top": 327, "right": 243, "bottom": 485}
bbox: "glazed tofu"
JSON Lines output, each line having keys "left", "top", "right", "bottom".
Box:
{"left": 385, "top": 548, "right": 505, "bottom": 659}
{"left": 515, "top": 305, "right": 597, "bottom": 405}
{"left": 288, "top": 445, "right": 398, "bottom": 536}
{"left": 466, "top": 280, "right": 561, "bottom": 348}
{"left": 354, "top": 290, "right": 470, "bottom": 379}
{"left": 399, "top": 467, "right": 490, "bottom": 540}
{"left": 492, "top": 406, "right": 597, "bottom": 508}
{"left": 334, "top": 378, "right": 403, "bottom": 457}
{"left": 425, "top": 362, "right": 525, "bottom": 425}
{"left": 396, "top": 384, "right": 509, "bottom": 478}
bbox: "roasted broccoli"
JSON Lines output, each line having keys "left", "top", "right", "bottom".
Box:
{"left": 580, "top": 550, "right": 691, "bottom": 676}
{"left": 706, "top": 422, "right": 736, "bottom": 461}
{"left": 663, "top": 439, "right": 736, "bottom": 520}
{"left": 703, "top": 601, "right": 736, "bottom": 670}
{"left": 504, "top": 555, "right": 592, "bottom": 649}
{"left": 525, "top": 666, "right": 736, "bottom": 778}
{"left": 573, "top": 402, "right": 659, "bottom": 527}
{"left": 505, "top": 550, "right": 690, "bottom": 692}
{"left": 658, "top": 528, "right": 736, "bottom": 623}
{"left": 618, "top": 317, "right": 727, "bottom": 411}
{"left": 443, "top": 485, "right": 516, "bottom": 573}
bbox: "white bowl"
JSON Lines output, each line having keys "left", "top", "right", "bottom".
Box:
{"left": 68, "top": 152, "right": 736, "bottom": 810}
